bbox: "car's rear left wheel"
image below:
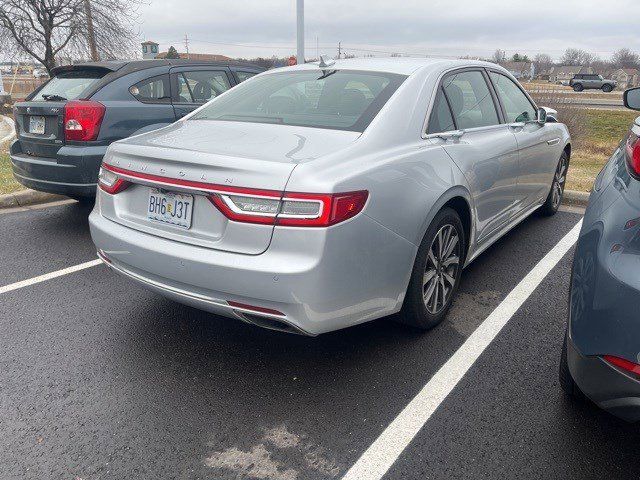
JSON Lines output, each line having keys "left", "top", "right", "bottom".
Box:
{"left": 397, "top": 208, "right": 465, "bottom": 330}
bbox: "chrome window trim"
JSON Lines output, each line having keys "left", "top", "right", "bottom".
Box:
{"left": 420, "top": 65, "right": 505, "bottom": 140}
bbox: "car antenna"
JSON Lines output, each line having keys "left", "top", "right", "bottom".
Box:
{"left": 318, "top": 55, "right": 335, "bottom": 68}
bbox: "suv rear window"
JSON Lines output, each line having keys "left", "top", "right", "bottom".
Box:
{"left": 31, "top": 70, "right": 106, "bottom": 101}
{"left": 191, "top": 70, "right": 407, "bottom": 132}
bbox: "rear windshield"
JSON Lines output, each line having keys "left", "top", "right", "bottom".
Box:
{"left": 31, "top": 70, "right": 106, "bottom": 101}
{"left": 191, "top": 69, "right": 407, "bottom": 132}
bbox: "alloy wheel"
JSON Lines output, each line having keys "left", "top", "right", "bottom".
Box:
{"left": 552, "top": 156, "right": 567, "bottom": 209}
{"left": 423, "top": 224, "right": 461, "bottom": 314}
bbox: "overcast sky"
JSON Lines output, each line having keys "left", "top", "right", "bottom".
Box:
{"left": 137, "top": 0, "right": 640, "bottom": 60}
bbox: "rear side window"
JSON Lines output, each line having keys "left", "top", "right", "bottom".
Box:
{"left": 489, "top": 72, "right": 536, "bottom": 123}
{"left": 129, "top": 75, "right": 171, "bottom": 104}
{"left": 236, "top": 71, "right": 257, "bottom": 82}
{"left": 175, "top": 70, "right": 231, "bottom": 104}
{"left": 442, "top": 71, "right": 499, "bottom": 130}
{"left": 427, "top": 87, "right": 456, "bottom": 134}
{"left": 31, "top": 70, "right": 106, "bottom": 101}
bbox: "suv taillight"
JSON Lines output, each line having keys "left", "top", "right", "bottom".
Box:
{"left": 64, "top": 100, "right": 105, "bottom": 141}
{"left": 603, "top": 355, "right": 640, "bottom": 378}
{"left": 625, "top": 132, "right": 640, "bottom": 178}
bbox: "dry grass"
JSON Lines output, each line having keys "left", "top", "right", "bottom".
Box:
{"left": 565, "top": 109, "right": 638, "bottom": 192}
{"left": 0, "top": 141, "right": 21, "bottom": 195}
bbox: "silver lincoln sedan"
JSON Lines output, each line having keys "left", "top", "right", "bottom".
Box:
{"left": 89, "top": 58, "right": 571, "bottom": 335}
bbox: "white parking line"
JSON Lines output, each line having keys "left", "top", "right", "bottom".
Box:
{"left": 342, "top": 219, "right": 583, "bottom": 480}
{"left": 0, "top": 259, "right": 102, "bottom": 295}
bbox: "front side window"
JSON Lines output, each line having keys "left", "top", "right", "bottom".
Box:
{"left": 441, "top": 70, "right": 499, "bottom": 130}
{"left": 427, "top": 87, "right": 455, "bottom": 134}
{"left": 129, "top": 75, "right": 171, "bottom": 104}
{"left": 191, "top": 70, "right": 406, "bottom": 132}
{"left": 176, "top": 70, "right": 231, "bottom": 104}
{"left": 489, "top": 72, "right": 536, "bottom": 123}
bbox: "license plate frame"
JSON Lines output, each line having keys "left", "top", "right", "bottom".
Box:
{"left": 29, "top": 115, "right": 45, "bottom": 135}
{"left": 147, "top": 189, "right": 194, "bottom": 229}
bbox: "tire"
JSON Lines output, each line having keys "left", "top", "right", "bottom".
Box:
{"left": 572, "top": 83, "right": 584, "bottom": 92}
{"left": 602, "top": 84, "right": 613, "bottom": 93}
{"left": 396, "top": 207, "right": 465, "bottom": 330}
{"left": 540, "top": 152, "right": 568, "bottom": 216}
{"left": 559, "top": 333, "right": 584, "bottom": 399}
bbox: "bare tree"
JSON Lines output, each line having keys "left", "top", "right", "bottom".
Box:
{"left": 533, "top": 53, "right": 553, "bottom": 73}
{"left": 611, "top": 48, "right": 640, "bottom": 69}
{"left": 0, "top": 0, "right": 141, "bottom": 74}
{"left": 559, "top": 48, "right": 596, "bottom": 66}
{"left": 492, "top": 49, "right": 506, "bottom": 64}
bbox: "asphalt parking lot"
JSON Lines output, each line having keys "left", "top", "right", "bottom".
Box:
{"left": 1, "top": 201, "right": 639, "bottom": 480}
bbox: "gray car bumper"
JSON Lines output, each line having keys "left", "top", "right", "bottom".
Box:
{"left": 567, "top": 336, "right": 640, "bottom": 422}
{"left": 10, "top": 141, "right": 106, "bottom": 198}
{"left": 89, "top": 208, "right": 417, "bottom": 335}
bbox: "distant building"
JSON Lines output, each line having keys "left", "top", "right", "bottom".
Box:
{"left": 141, "top": 41, "right": 159, "bottom": 60}
{"left": 610, "top": 68, "right": 640, "bottom": 89}
{"left": 501, "top": 61, "right": 535, "bottom": 80}
{"left": 549, "top": 66, "right": 593, "bottom": 84}
{"left": 141, "top": 41, "right": 231, "bottom": 62}
{"left": 155, "top": 52, "right": 232, "bottom": 62}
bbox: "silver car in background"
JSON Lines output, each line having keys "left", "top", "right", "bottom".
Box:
{"left": 90, "top": 58, "right": 571, "bottom": 335}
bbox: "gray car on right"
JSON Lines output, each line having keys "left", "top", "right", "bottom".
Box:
{"left": 560, "top": 87, "right": 640, "bottom": 422}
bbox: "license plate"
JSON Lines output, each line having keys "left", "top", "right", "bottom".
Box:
{"left": 29, "top": 116, "right": 45, "bottom": 135}
{"left": 147, "top": 189, "right": 193, "bottom": 229}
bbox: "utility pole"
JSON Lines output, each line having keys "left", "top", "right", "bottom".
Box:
{"left": 296, "top": 0, "right": 304, "bottom": 64}
{"left": 184, "top": 34, "right": 190, "bottom": 59}
{"left": 84, "top": 0, "right": 99, "bottom": 61}
{"left": 338, "top": 42, "right": 341, "bottom": 59}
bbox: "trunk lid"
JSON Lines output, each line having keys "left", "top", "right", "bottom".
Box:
{"left": 13, "top": 101, "right": 66, "bottom": 158}
{"left": 101, "top": 120, "right": 361, "bottom": 255}
{"left": 13, "top": 67, "right": 111, "bottom": 159}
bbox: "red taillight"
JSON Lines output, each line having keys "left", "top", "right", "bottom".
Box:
{"left": 603, "top": 355, "right": 640, "bottom": 377}
{"left": 64, "top": 100, "right": 105, "bottom": 141}
{"left": 99, "top": 164, "right": 368, "bottom": 226}
{"left": 98, "top": 165, "right": 130, "bottom": 194}
{"left": 625, "top": 132, "right": 640, "bottom": 178}
{"left": 209, "top": 190, "right": 368, "bottom": 227}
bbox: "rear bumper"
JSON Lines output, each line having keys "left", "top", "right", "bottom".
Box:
{"left": 567, "top": 336, "right": 640, "bottom": 422}
{"left": 89, "top": 207, "right": 417, "bottom": 336}
{"left": 10, "top": 140, "right": 106, "bottom": 197}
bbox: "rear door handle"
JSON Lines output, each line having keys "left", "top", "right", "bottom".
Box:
{"left": 547, "top": 138, "right": 560, "bottom": 146}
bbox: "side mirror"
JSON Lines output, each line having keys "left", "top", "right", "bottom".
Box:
{"left": 536, "top": 107, "right": 547, "bottom": 125}
{"left": 540, "top": 106, "right": 558, "bottom": 123}
{"left": 624, "top": 87, "right": 640, "bottom": 111}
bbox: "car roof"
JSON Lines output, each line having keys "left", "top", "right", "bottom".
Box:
{"left": 282, "top": 57, "right": 499, "bottom": 76}
{"left": 47, "top": 59, "right": 266, "bottom": 101}
{"left": 51, "top": 59, "right": 265, "bottom": 77}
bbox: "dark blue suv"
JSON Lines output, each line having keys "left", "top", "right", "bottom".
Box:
{"left": 10, "top": 59, "right": 264, "bottom": 202}
{"left": 560, "top": 87, "right": 640, "bottom": 422}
